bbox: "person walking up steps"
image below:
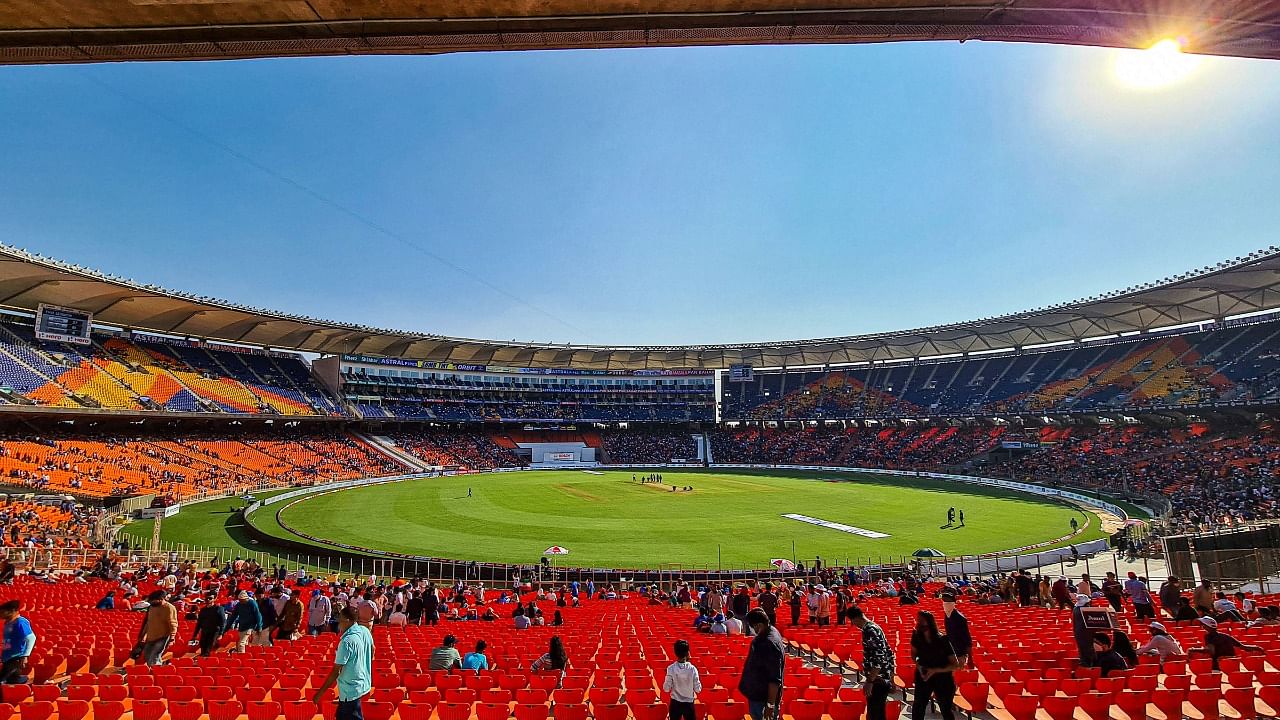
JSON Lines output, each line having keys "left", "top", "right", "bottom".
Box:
{"left": 850, "top": 606, "right": 895, "bottom": 720}
{"left": 664, "top": 639, "right": 702, "bottom": 720}
{"left": 910, "top": 611, "right": 961, "bottom": 720}
{"left": 0, "top": 601, "right": 35, "bottom": 683}
{"left": 738, "top": 609, "right": 784, "bottom": 720}
{"left": 314, "top": 606, "right": 373, "bottom": 720}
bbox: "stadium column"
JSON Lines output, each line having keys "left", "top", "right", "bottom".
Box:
{"left": 150, "top": 513, "right": 163, "bottom": 553}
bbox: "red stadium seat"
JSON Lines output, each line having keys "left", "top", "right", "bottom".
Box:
{"left": 1225, "top": 688, "right": 1258, "bottom": 720}
{"left": 555, "top": 704, "right": 588, "bottom": 720}
{"left": 593, "top": 704, "right": 629, "bottom": 720}
{"left": 91, "top": 701, "right": 126, "bottom": 720}
{"left": 248, "top": 701, "right": 283, "bottom": 720}
{"left": 131, "top": 700, "right": 166, "bottom": 720}
{"left": 55, "top": 701, "right": 89, "bottom": 720}
{"left": 362, "top": 701, "right": 396, "bottom": 720}
{"left": 515, "top": 704, "right": 550, "bottom": 720}
{"left": 478, "top": 702, "right": 511, "bottom": 720}
{"left": 1002, "top": 695, "right": 1038, "bottom": 720}
{"left": 283, "top": 701, "right": 319, "bottom": 720}
{"left": 18, "top": 703, "right": 53, "bottom": 720}
{"left": 398, "top": 703, "right": 435, "bottom": 720}
{"left": 438, "top": 702, "right": 474, "bottom": 720}
{"left": 206, "top": 699, "right": 244, "bottom": 720}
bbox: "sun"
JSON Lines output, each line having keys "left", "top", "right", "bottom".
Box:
{"left": 1112, "top": 38, "right": 1202, "bottom": 90}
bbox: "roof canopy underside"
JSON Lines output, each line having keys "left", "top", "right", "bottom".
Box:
{"left": 2, "top": 1, "right": 1280, "bottom": 65}
{"left": 3, "top": 245, "right": 1280, "bottom": 370}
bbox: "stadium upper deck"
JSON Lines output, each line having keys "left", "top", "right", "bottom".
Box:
{"left": 5, "top": 243, "right": 1280, "bottom": 371}
{"left": 722, "top": 314, "right": 1280, "bottom": 421}
{"left": 5, "top": 244, "right": 1280, "bottom": 422}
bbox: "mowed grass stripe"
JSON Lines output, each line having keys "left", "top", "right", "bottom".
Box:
{"left": 276, "top": 471, "right": 1103, "bottom": 567}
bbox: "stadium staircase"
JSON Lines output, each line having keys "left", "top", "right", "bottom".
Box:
{"left": 0, "top": 342, "right": 85, "bottom": 408}
{"left": 91, "top": 339, "right": 179, "bottom": 411}
{"left": 1204, "top": 325, "right": 1280, "bottom": 393}
{"left": 142, "top": 440, "right": 254, "bottom": 478}
{"left": 357, "top": 433, "right": 432, "bottom": 472}
{"left": 98, "top": 339, "right": 210, "bottom": 412}
{"left": 268, "top": 354, "right": 342, "bottom": 415}
{"left": 831, "top": 430, "right": 870, "bottom": 467}
{"left": 1021, "top": 344, "right": 1118, "bottom": 411}
{"left": 175, "top": 345, "right": 275, "bottom": 412}
{"left": 972, "top": 351, "right": 1028, "bottom": 411}
{"left": 1057, "top": 342, "right": 1163, "bottom": 410}
{"left": 1121, "top": 338, "right": 1199, "bottom": 405}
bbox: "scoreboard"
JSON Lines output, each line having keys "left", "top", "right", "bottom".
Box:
{"left": 727, "top": 364, "right": 754, "bottom": 382}
{"left": 35, "top": 304, "right": 92, "bottom": 346}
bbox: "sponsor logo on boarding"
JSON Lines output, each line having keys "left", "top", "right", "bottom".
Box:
{"left": 782, "top": 513, "right": 890, "bottom": 538}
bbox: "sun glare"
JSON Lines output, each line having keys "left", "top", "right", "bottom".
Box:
{"left": 1113, "top": 38, "right": 1202, "bottom": 90}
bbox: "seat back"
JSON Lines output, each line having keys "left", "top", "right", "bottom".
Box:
{"left": 1225, "top": 687, "right": 1258, "bottom": 720}
{"left": 1003, "top": 694, "right": 1039, "bottom": 720}
{"left": 90, "top": 701, "right": 126, "bottom": 720}
{"left": 1188, "top": 689, "right": 1222, "bottom": 720}
{"left": 1041, "top": 695, "right": 1078, "bottom": 720}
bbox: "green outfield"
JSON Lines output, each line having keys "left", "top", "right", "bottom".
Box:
{"left": 120, "top": 488, "right": 297, "bottom": 557}
{"left": 254, "top": 469, "right": 1105, "bottom": 568}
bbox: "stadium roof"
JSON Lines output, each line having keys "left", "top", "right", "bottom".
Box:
{"left": 2, "top": 0, "right": 1279, "bottom": 65}
{"left": 3, "top": 243, "right": 1280, "bottom": 370}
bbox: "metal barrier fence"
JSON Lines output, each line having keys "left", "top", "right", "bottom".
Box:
{"left": 94, "top": 537, "right": 1164, "bottom": 591}
{"left": 1166, "top": 548, "right": 1280, "bottom": 592}
{"left": 0, "top": 540, "right": 1177, "bottom": 593}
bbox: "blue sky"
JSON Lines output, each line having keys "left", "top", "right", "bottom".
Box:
{"left": 1, "top": 42, "right": 1278, "bottom": 346}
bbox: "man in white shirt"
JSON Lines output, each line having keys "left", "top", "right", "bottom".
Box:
{"left": 1213, "top": 593, "right": 1243, "bottom": 622}
{"left": 663, "top": 639, "right": 702, "bottom": 720}
{"left": 725, "top": 611, "right": 744, "bottom": 636}
{"left": 271, "top": 589, "right": 290, "bottom": 618}
{"left": 387, "top": 605, "right": 408, "bottom": 627}
{"left": 1234, "top": 592, "right": 1257, "bottom": 619}
{"left": 1136, "top": 622, "right": 1184, "bottom": 660}
{"left": 307, "top": 591, "right": 332, "bottom": 636}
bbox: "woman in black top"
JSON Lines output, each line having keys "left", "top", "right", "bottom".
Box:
{"left": 1092, "top": 633, "right": 1130, "bottom": 677}
{"left": 1174, "top": 597, "right": 1200, "bottom": 622}
{"left": 910, "top": 611, "right": 962, "bottom": 720}
{"left": 1112, "top": 629, "right": 1139, "bottom": 667}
